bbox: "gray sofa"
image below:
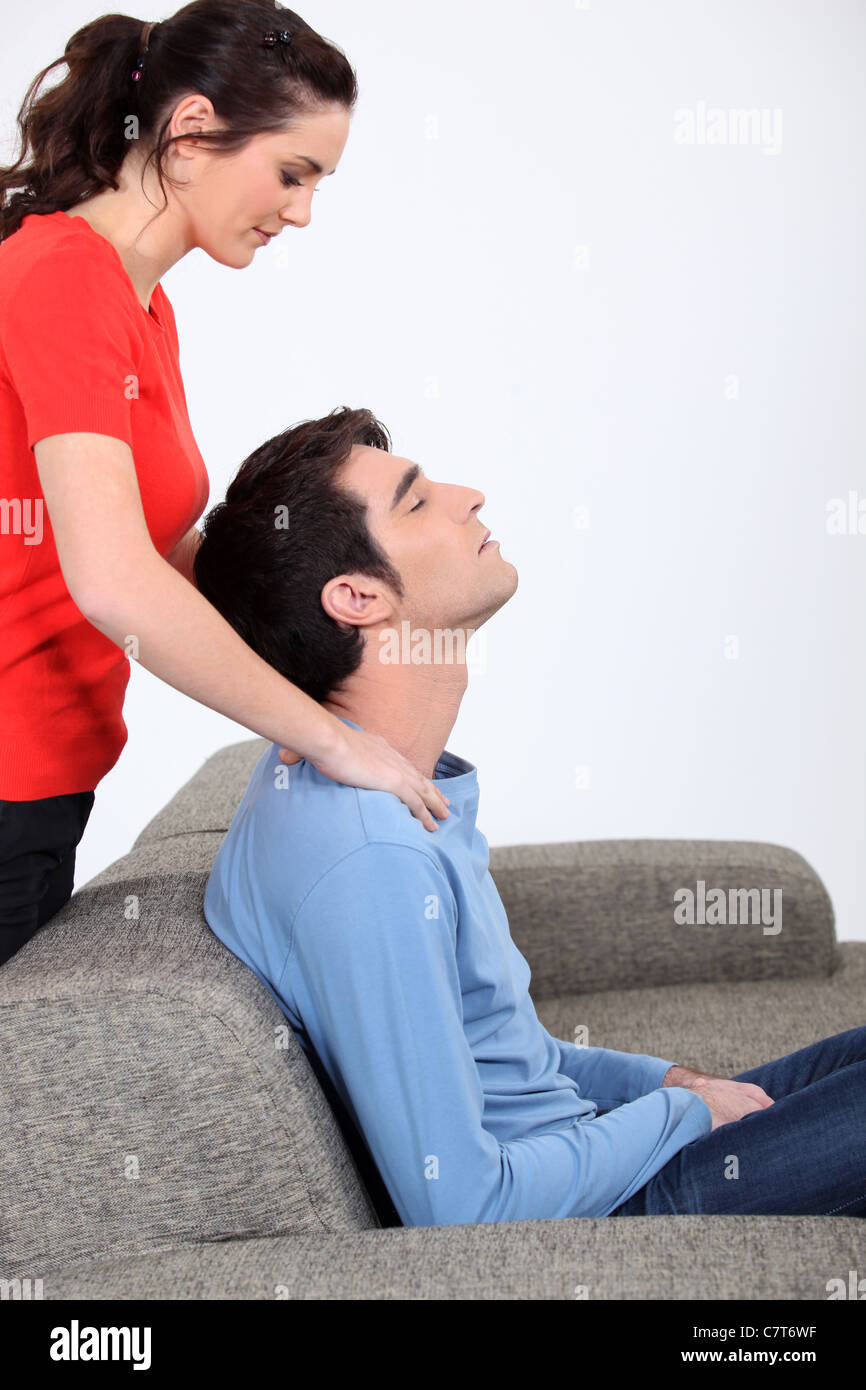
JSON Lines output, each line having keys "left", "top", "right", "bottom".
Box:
{"left": 1, "top": 737, "right": 862, "bottom": 1300}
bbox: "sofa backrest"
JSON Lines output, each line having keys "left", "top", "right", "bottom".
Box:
{"left": 0, "top": 747, "right": 386, "bottom": 1276}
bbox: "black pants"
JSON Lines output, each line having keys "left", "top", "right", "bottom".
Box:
{"left": 0, "top": 790, "right": 95, "bottom": 967}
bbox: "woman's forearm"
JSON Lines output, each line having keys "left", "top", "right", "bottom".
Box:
{"left": 84, "top": 548, "right": 339, "bottom": 759}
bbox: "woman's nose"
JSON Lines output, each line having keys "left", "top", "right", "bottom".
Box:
{"left": 280, "top": 194, "right": 313, "bottom": 230}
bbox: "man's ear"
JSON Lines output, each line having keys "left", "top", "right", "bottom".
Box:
{"left": 321, "top": 575, "right": 391, "bottom": 626}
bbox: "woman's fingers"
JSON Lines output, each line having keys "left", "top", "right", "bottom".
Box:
{"left": 421, "top": 776, "right": 451, "bottom": 823}
{"left": 302, "top": 725, "right": 451, "bottom": 830}
{"left": 390, "top": 747, "right": 450, "bottom": 830}
{"left": 278, "top": 747, "right": 303, "bottom": 765}
{"left": 415, "top": 781, "right": 450, "bottom": 833}
{"left": 410, "top": 790, "right": 436, "bottom": 834}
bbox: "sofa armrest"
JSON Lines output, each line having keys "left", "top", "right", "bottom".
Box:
{"left": 488, "top": 839, "right": 838, "bottom": 997}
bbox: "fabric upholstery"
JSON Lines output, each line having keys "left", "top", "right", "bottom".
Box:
{"left": 0, "top": 736, "right": 859, "bottom": 1297}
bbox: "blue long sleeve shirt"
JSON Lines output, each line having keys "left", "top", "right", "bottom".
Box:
{"left": 203, "top": 718, "right": 713, "bottom": 1225}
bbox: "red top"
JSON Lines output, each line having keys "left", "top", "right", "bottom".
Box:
{"left": 0, "top": 210, "right": 209, "bottom": 800}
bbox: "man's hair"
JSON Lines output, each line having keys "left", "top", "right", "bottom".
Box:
{"left": 193, "top": 406, "right": 405, "bottom": 704}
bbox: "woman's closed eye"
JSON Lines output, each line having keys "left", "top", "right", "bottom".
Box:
{"left": 281, "top": 172, "right": 320, "bottom": 192}
{"left": 410, "top": 498, "right": 425, "bottom": 512}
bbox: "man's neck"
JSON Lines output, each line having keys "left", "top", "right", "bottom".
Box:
{"left": 322, "top": 658, "right": 469, "bottom": 781}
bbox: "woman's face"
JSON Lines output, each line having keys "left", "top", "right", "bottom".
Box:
{"left": 173, "top": 103, "right": 352, "bottom": 265}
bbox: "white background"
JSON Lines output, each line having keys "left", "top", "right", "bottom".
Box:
{"left": 2, "top": 1, "right": 864, "bottom": 940}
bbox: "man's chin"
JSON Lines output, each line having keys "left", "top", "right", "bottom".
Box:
{"left": 466, "top": 565, "right": 520, "bottom": 627}
{"left": 496, "top": 556, "right": 519, "bottom": 595}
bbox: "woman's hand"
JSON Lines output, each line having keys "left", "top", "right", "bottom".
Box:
{"left": 277, "top": 724, "right": 450, "bottom": 832}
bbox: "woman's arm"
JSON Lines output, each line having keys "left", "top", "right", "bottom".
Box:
{"left": 33, "top": 432, "right": 450, "bottom": 831}
{"left": 166, "top": 525, "right": 202, "bottom": 587}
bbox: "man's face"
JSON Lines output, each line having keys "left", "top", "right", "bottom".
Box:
{"left": 328, "top": 444, "right": 518, "bottom": 638}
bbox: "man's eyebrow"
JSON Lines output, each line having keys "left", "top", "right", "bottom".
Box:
{"left": 390, "top": 463, "right": 423, "bottom": 511}
{"left": 293, "top": 154, "right": 337, "bottom": 176}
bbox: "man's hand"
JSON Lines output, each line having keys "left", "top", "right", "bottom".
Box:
{"left": 662, "top": 1063, "right": 725, "bottom": 1088}
{"left": 662, "top": 1063, "right": 774, "bottom": 1132}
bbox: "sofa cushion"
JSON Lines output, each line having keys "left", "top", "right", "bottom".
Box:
{"left": 34, "top": 1213, "right": 864, "bottom": 1300}
{"left": 538, "top": 942, "right": 866, "bottom": 1077}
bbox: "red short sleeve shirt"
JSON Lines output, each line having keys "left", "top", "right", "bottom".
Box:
{"left": 0, "top": 210, "right": 209, "bottom": 799}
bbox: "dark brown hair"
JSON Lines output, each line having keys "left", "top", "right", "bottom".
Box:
{"left": 193, "top": 407, "right": 406, "bottom": 705}
{"left": 0, "top": 0, "right": 358, "bottom": 242}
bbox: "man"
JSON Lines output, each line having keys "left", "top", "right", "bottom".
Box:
{"left": 195, "top": 406, "right": 866, "bottom": 1226}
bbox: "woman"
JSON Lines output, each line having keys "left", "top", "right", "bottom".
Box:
{"left": 0, "top": 1, "right": 450, "bottom": 968}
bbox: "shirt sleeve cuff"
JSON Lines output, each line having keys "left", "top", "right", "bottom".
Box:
{"left": 648, "top": 1057, "right": 679, "bottom": 1090}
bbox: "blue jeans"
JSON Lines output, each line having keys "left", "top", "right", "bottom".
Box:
{"left": 609, "top": 1025, "right": 866, "bottom": 1217}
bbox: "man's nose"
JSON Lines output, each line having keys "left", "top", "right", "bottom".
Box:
{"left": 467, "top": 488, "right": 485, "bottom": 515}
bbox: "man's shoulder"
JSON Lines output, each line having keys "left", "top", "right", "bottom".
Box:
{"left": 218, "top": 743, "right": 447, "bottom": 914}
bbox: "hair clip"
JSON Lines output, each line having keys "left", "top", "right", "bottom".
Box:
{"left": 263, "top": 30, "right": 293, "bottom": 47}
{"left": 131, "top": 20, "right": 156, "bottom": 81}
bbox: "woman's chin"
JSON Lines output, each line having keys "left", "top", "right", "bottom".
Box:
{"left": 201, "top": 236, "right": 259, "bottom": 269}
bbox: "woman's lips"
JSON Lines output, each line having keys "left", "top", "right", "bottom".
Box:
{"left": 253, "top": 228, "right": 271, "bottom": 245}
{"left": 479, "top": 539, "right": 500, "bottom": 553}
